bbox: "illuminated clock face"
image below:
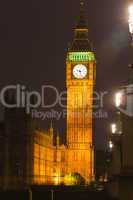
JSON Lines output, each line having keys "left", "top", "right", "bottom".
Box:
{"left": 73, "top": 64, "right": 87, "bottom": 79}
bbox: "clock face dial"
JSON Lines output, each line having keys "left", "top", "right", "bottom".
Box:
{"left": 73, "top": 64, "right": 87, "bottom": 79}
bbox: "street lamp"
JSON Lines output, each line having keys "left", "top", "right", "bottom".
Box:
{"left": 115, "top": 92, "right": 123, "bottom": 107}
{"left": 128, "top": 5, "right": 133, "bottom": 44}
{"left": 109, "top": 141, "right": 114, "bottom": 150}
{"left": 111, "top": 123, "right": 117, "bottom": 134}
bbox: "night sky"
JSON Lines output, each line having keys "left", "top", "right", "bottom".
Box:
{"left": 0, "top": 0, "right": 132, "bottom": 149}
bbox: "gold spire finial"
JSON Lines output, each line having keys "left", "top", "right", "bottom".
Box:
{"left": 80, "top": 0, "right": 85, "bottom": 11}
{"left": 56, "top": 131, "right": 60, "bottom": 147}
{"left": 76, "top": 0, "right": 87, "bottom": 29}
{"left": 50, "top": 120, "right": 53, "bottom": 129}
{"left": 49, "top": 120, "right": 54, "bottom": 137}
{"left": 80, "top": 0, "right": 84, "bottom": 6}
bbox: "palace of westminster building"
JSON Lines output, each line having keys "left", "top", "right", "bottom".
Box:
{"left": 0, "top": 0, "right": 96, "bottom": 189}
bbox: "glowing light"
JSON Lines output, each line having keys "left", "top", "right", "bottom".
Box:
{"left": 54, "top": 173, "right": 60, "bottom": 185}
{"left": 129, "top": 5, "right": 133, "bottom": 15}
{"left": 128, "top": 5, "right": 133, "bottom": 34}
{"left": 68, "top": 52, "right": 95, "bottom": 62}
{"left": 111, "top": 124, "right": 117, "bottom": 134}
{"left": 109, "top": 141, "right": 114, "bottom": 150}
{"left": 115, "top": 92, "right": 123, "bottom": 107}
{"left": 64, "top": 174, "right": 75, "bottom": 185}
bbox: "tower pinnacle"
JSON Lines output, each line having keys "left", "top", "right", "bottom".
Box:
{"left": 49, "top": 120, "right": 54, "bottom": 138}
{"left": 69, "top": 0, "right": 92, "bottom": 52}
{"left": 77, "top": 0, "right": 87, "bottom": 29}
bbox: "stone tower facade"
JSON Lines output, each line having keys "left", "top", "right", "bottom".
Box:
{"left": 66, "top": 0, "right": 96, "bottom": 183}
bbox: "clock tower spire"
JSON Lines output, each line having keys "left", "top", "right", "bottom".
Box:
{"left": 69, "top": 0, "right": 92, "bottom": 52}
{"left": 77, "top": 0, "right": 87, "bottom": 29}
{"left": 66, "top": 0, "right": 96, "bottom": 183}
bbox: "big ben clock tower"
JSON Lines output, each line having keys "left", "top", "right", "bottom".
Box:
{"left": 66, "top": 0, "right": 96, "bottom": 183}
